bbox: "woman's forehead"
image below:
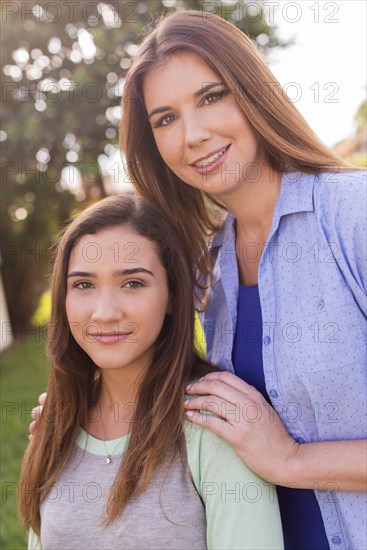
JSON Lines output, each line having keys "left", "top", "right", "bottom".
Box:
{"left": 143, "top": 52, "right": 220, "bottom": 108}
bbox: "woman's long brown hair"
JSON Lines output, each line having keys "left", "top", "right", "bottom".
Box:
{"left": 120, "top": 10, "right": 356, "bottom": 283}
{"left": 18, "top": 194, "right": 217, "bottom": 534}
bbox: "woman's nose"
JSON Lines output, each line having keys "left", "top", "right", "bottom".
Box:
{"left": 183, "top": 114, "right": 211, "bottom": 149}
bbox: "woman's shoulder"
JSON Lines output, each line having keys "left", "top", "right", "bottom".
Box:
{"left": 314, "top": 169, "right": 366, "bottom": 198}
{"left": 313, "top": 170, "right": 366, "bottom": 221}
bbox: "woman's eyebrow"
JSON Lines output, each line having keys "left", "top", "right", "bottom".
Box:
{"left": 193, "top": 81, "right": 225, "bottom": 98}
{"left": 67, "top": 268, "right": 154, "bottom": 278}
{"left": 148, "top": 105, "right": 171, "bottom": 119}
{"left": 147, "top": 81, "right": 225, "bottom": 119}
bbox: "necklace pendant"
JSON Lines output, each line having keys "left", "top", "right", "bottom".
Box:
{"left": 106, "top": 455, "right": 112, "bottom": 464}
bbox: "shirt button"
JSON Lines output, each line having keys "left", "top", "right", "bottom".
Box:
{"left": 263, "top": 336, "right": 271, "bottom": 345}
{"left": 269, "top": 389, "right": 278, "bottom": 398}
{"left": 331, "top": 536, "right": 342, "bottom": 545}
{"left": 316, "top": 299, "right": 324, "bottom": 310}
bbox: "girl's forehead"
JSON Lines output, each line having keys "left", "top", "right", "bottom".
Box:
{"left": 73, "top": 224, "right": 139, "bottom": 245}
{"left": 70, "top": 225, "right": 161, "bottom": 266}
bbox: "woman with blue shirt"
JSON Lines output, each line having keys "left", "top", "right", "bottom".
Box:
{"left": 31, "top": 9, "right": 366, "bottom": 550}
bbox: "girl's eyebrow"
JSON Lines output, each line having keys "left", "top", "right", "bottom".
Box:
{"left": 147, "top": 81, "right": 225, "bottom": 119}
{"left": 67, "top": 268, "right": 154, "bottom": 278}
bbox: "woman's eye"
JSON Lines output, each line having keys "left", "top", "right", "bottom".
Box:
{"left": 73, "top": 281, "right": 93, "bottom": 290}
{"left": 154, "top": 114, "right": 176, "bottom": 128}
{"left": 203, "top": 91, "right": 225, "bottom": 105}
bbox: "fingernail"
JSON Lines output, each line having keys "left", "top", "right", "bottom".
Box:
{"left": 186, "top": 383, "right": 192, "bottom": 390}
{"left": 186, "top": 411, "right": 194, "bottom": 418}
{"left": 184, "top": 400, "right": 190, "bottom": 406}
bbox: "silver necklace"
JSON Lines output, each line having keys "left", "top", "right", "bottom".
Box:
{"left": 100, "top": 411, "right": 126, "bottom": 465}
{"left": 102, "top": 437, "right": 124, "bottom": 465}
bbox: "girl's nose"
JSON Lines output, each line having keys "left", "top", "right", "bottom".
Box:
{"left": 91, "top": 293, "right": 123, "bottom": 324}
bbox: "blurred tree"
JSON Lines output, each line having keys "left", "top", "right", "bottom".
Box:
{"left": 1, "top": 0, "right": 284, "bottom": 334}
{"left": 334, "top": 99, "right": 367, "bottom": 167}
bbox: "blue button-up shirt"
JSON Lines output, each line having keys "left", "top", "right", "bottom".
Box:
{"left": 201, "top": 171, "right": 366, "bottom": 550}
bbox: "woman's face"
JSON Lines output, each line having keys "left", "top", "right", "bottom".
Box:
{"left": 144, "top": 52, "right": 266, "bottom": 198}
{"left": 65, "top": 225, "right": 171, "bottom": 376}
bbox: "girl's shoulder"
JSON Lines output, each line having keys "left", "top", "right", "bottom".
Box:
{"left": 182, "top": 414, "right": 261, "bottom": 483}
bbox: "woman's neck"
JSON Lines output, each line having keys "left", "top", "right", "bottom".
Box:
{"left": 221, "top": 165, "right": 283, "bottom": 238}
{"left": 218, "top": 165, "right": 283, "bottom": 286}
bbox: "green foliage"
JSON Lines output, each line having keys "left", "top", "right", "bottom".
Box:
{"left": 0, "top": 338, "right": 49, "bottom": 550}
{"left": 31, "top": 291, "right": 51, "bottom": 326}
{"left": 354, "top": 99, "right": 366, "bottom": 132}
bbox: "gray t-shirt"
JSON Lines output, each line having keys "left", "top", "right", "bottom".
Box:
{"left": 29, "top": 421, "right": 284, "bottom": 549}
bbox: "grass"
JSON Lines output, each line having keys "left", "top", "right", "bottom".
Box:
{"left": 1, "top": 335, "right": 49, "bottom": 550}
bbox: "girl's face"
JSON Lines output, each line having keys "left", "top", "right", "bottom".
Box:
{"left": 144, "top": 52, "right": 266, "bottom": 198}
{"left": 65, "top": 225, "right": 171, "bottom": 376}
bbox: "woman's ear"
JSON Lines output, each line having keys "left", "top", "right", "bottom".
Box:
{"left": 166, "top": 294, "right": 173, "bottom": 315}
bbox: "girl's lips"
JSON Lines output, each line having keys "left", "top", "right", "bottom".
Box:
{"left": 190, "top": 145, "right": 230, "bottom": 175}
{"left": 88, "top": 333, "right": 132, "bottom": 344}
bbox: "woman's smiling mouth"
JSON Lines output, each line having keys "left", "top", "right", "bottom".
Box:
{"left": 190, "top": 145, "right": 230, "bottom": 173}
{"left": 191, "top": 145, "right": 230, "bottom": 167}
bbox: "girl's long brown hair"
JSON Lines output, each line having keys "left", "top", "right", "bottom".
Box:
{"left": 18, "top": 194, "right": 217, "bottom": 534}
{"left": 120, "top": 10, "right": 356, "bottom": 283}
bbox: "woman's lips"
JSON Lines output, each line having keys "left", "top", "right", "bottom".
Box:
{"left": 190, "top": 145, "right": 230, "bottom": 175}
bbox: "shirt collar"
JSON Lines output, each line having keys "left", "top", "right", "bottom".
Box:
{"left": 212, "top": 171, "right": 316, "bottom": 247}
{"left": 275, "top": 170, "right": 316, "bottom": 218}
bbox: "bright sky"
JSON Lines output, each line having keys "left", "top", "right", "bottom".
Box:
{"left": 267, "top": 0, "right": 367, "bottom": 146}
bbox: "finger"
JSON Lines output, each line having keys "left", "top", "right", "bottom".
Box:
{"left": 185, "top": 410, "right": 237, "bottom": 445}
{"left": 185, "top": 394, "right": 265, "bottom": 426}
{"left": 29, "top": 420, "right": 38, "bottom": 435}
{"left": 186, "top": 377, "right": 257, "bottom": 406}
{"left": 184, "top": 395, "right": 236, "bottom": 421}
{"left": 39, "top": 392, "right": 47, "bottom": 406}
{"left": 31, "top": 406, "right": 43, "bottom": 422}
{"left": 193, "top": 370, "right": 257, "bottom": 394}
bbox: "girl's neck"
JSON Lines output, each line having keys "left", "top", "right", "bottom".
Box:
{"left": 87, "top": 371, "right": 141, "bottom": 440}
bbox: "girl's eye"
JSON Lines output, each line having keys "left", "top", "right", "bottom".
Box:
{"left": 123, "top": 280, "right": 144, "bottom": 289}
{"left": 154, "top": 114, "right": 176, "bottom": 128}
{"left": 202, "top": 90, "right": 225, "bottom": 105}
{"left": 73, "top": 281, "right": 93, "bottom": 290}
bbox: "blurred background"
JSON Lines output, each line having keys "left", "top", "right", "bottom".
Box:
{"left": 1, "top": 1, "right": 366, "bottom": 548}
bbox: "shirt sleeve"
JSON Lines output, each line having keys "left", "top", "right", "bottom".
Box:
{"left": 28, "top": 529, "right": 42, "bottom": 549}
{"left": 184, "top": 420, "right": 284, "bottom": 550}
{"left": 315, "top": 171, "right": 367, "bottom": 313}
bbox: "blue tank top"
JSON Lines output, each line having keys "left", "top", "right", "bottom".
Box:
{"left": 232, "top": 284, "right": 330, "bottom": 550}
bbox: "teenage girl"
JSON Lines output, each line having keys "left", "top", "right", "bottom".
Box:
{"left": 20, "top": 194, "right": 283, "bottom": 549}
